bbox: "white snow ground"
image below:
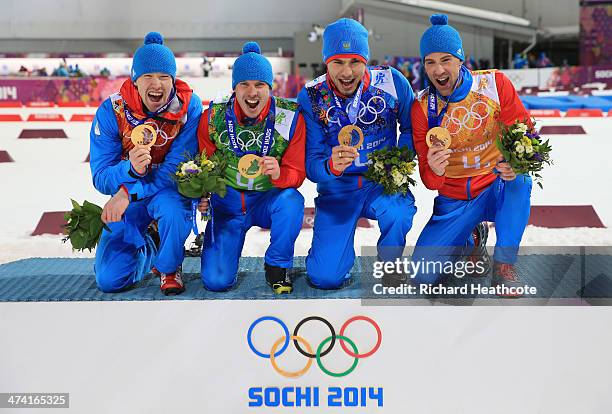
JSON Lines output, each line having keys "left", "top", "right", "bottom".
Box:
{"left": 0, "top": 108, "right": 611, "bottom": 265}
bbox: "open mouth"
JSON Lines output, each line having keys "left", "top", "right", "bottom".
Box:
{"left": 147, "top": 91, "right": 164, "bottom": 104}
{"left": 338, "top": 78, "right": 355, "bottom": 89}
{"left": 244, "top": 98, "right": 260, "bottom": 110}
{"left": 435, "top": 76, "right": 450, "bottom": 87}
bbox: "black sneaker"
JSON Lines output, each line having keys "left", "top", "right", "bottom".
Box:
{"left": 147, "top": 221, "right": 160, "bottom": 250}
{"left": 186, "top": 232, "right": 205, "bottom": 257}
{"left": 265, "top": 264, "right": 293, "bottom": 294}
{"left": 491, "top": 262, "right": 523, "bottom": 298}
{"left": 381, "top": 270, "right": 408, "bottom": 287}
{"left": 462, "top": 222, "right": 491, "bottom": 277}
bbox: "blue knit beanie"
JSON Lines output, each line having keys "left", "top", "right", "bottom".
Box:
{"left": 420, "top": 14, "right": 464, "bottom": 61}
{"left": 322, "top": 18, "right": 369, "bottom": 63}
{"left": 232, "top": 42, "right": 273, "bottom": 89}
{"left": 131, "top": 32, "right": 177, "bottom": 81}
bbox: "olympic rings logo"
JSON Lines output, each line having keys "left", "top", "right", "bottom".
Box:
{"left": 217, "top": 129, "right": 275, "bottom": 152}
{"left": 442, "top": 101, "right": 490, "bottom": 135}
{"left": 247, "top": 315, "right": 382, "bottom": 378}
{"left": 144, "top": 120, "right": 176, "bottom": 147}
{"left": 326, "top": 96, "right": 387, "bottom": 126}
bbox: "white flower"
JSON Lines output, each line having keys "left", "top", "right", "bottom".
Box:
{"left": 525, "top": 145, "right": 533, "bottom": 154}
{"left": 515, "top": 144, "right": 525, "bottom": 154}
{"left": 391, "top": 170, "right": 406, "bottom": 186}
{"left": 513, "top": 123, "right": 528, "bottom": 134}
{"left": 374, "top": 161, "right": 384, "bottom": 172}
{"left": 181, "top": 161, "right": 201, "bottom": 175}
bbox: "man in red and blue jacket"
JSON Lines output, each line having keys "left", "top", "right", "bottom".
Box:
{"left": 411, "top": 15, "right": 533, "bottom": 296}
{"left": 89, "top": 32, "right": 201, "bottom": 295}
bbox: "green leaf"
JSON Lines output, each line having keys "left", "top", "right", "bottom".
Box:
{"left": 82, "top": 200, "right": 103, "bottom": 214}
{"left": 69, "top": 231, "right": 85, "bottom": 250}
{"left": 70, "top": 199, "right": 81, "bottom": 211}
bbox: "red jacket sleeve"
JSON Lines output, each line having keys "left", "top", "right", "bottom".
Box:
{"left": 411, "top": 99, "right": 446, "bottom": 190}
{"left": 271, "top": 113, "right": 306, "bottom": 189}
{"left": 496, "top": 71, "right": 531, "bottom": 127}
{"left": 197, "top": 108, "right": 218, "bottom": 157}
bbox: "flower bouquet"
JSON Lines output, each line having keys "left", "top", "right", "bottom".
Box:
{"left": 174, "top": 151, "right": 227, "bottom": 235}
{"left": 62, "top": 199, "right": 109, "bottom": 252}
{"left": 495, "top": 120, "right": 552, "bottom": 188}
{"left": 364, "top": 146, "right": 417, "bottom": 195}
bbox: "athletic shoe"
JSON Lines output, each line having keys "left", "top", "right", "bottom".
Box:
{"left": 491, "top": 262, "right": 523, "bottom": 298}
{"left": 381, "top": 270, "right": 408, "bottom": 287}
{"left": 153, "top": 266, "right": 185, "bottom": 296}
{"left": 147, "top": 221, "right": 160, "bottom": 250}
{"left": 185, "top": 232, "right": 204, "bottom": 257}
{"left": 463, "top": 222, "right": 491, "bottom": 277}
{"left": 265, "top": 264, "right": 293, "bottom": 294}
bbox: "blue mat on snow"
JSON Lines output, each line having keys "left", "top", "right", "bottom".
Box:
{"left": 520, "top": 96, "right": 577, "bottom": 110}
{"left": 0, "top": 255, "right": 611, "bottom": 302}
{"left": 565, "top": 96, "right": 612, "bottom": 111}
{"left": 520, "top": 95, "right": 612, "bottom": 111}
{"left": 0, "top": 257, "right": 362, "bottom": 301}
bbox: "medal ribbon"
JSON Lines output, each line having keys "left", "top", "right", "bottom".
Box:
{"left": 224, "top": 93, "right": 276, "bottom": 157}
{"left": 190, "top": 197, "right": 214, "bottom": 243}
{"left": 426, "top": 77, "right": 461, "bottom": 129}
{"left": 191, "top": 199, "right": 199, "bottom": 235}
{"left": 331, "top": 81, "right": 364, "bottom": 127}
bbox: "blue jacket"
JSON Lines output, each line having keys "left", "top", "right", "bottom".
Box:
{"left": 89, "top": 85, "right": 201, "bottom": 200}
{"left": 297, "top": 66, "right": 414, "bottom": 193}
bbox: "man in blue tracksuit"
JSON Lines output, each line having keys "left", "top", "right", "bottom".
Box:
{"left": 197, "top": 42, "right": 306, "bottom": 293}
{"left": 90, "top": 32, "right": 201, "bottom": 294}
{"left": 411, "top": 15, "right": 533, "bottom": 297}
{"left": 298, "top": 18, "right": 417, "bottom": 289}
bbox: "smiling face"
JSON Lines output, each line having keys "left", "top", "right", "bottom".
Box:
{"left": 234, "top": 80, "right": 271, "bottom": 118}
{"left": 423, "top": 52, "right": 463, "bottom": 97}
{"left": 134, "top": 73, "right": 173, "bottom": 112}
{"left": 326, "top": 57, "right": 367, "bottom": 97}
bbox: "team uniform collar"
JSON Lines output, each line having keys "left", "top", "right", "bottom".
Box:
{"left": 431, "top": 65, "right": 473, "bottom": 103}
{"left": 119, "top": 78, "right": 192, "bottom": 122}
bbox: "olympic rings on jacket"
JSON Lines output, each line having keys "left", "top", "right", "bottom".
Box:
{"left": 442, "top": 101, "right": 491, "bottom": 134}
{"left": 326, "top": 96, "right": 387, "bottom": 126}
{"left": 143, "top": 121, "right": 175, "bottom": 147}
{"left": 217, "top": 129, "right": 275, "bottom": 152}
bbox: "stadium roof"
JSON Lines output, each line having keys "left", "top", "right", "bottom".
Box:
{"left": 341, "top": 0, "right": 538, "bottom": 41}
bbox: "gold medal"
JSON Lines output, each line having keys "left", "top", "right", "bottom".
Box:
{"left": 237, "top": 153, "right": 263, "bottom": 179}
{"left": 338, "top": 125, "right": 364, "bottom": 148}
{"left": 426, "top": 127, "right": 452, "bottom": 149}
{"left": 131, "top": 124, "right": 157, "bottom": 148}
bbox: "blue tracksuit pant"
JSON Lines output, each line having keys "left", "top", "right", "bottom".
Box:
{"left": 413, "top": 175, "right": 532, "bottom": 285}
{"left": 95, "top": 188, "right": 192, "bottom": 292}
{"left": 306, "top": 179, "right": 417, "bottom": 289}
{"left": 201, "top": 186, "right": 304, "bottom": 291}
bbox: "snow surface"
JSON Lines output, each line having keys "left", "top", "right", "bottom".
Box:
{"left": 0, "top": 110, "right": 611, "bottom": 265}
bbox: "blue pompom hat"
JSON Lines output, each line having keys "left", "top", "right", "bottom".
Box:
{"left": 419, "top": 14, "right": 464, "bottom": 61}
{"left": 232, "top": 42, "right": 273, "bottom": 89}
{"left": 322, "top": 18, "right": 369, "bottom": 63}
{"left": 131, "top": 32, "right": 177, "bottom": 81}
